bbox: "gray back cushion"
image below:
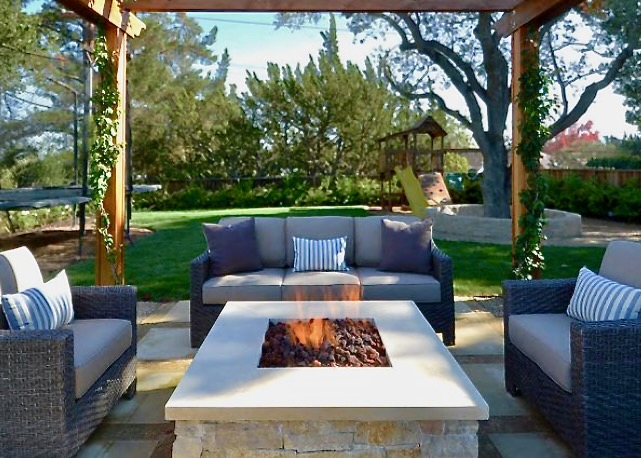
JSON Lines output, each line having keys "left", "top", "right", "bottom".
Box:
{"left": 354, "top": 215, "right": 420, "bottom": 267}
{"left": 599, "top": 240, "right": 641, "bottom": 288}
{"left": 286, "top": 217, "right": 355, "bottom": 267}
{"left": 219, "top": 217, "right": 286, "bottom": 268}
{"left": 0, "top": 246, "right": 44, "bottom": 331}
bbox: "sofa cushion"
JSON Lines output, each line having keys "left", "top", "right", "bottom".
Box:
{"left": 282, "top": 270, "right": 361, "bottom": 301}
{"left": 203, "top": 218, "right": 263, "bottom": 276}
{"left": 378, "top": 218, "right": 433, "bottom": 274}
{"left": 357, "top": 267, "right": 441, "bottom": 303}
{"left": 2, "top": 270, "right": 74, "bottom": 331}
{"left": 508, "top": 313, "right": 572, "bottom": 392}
{"left": 286, "top": 217, "right": 354, "bottom": 267}
{"left": 219, "top": 217, "right": 286, "bottom": 267}
{"left": 567, "top": 267, "right": 640, "bottom": 321}
{"left": 66, "top": 318, "right": 132, "bottom": 398}
{"left": 354, "top": 215, "right": 421, "bottom": 267}
{"left": 599, "top": 240, "right": 641, "bottom": 288}
{"left": 0, "top": 246, "right": 44, "bottom": 296}
{"left": 202, "top": 268, "right": 284, "bottom": 304}
{"left": 293, "top": 237, "right": 348, "bottom": 272}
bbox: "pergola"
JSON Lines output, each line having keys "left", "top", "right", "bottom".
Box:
{"left": 56, "top": 0, "right": 582, "bottom": 284}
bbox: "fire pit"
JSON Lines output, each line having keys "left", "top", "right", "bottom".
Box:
{"left": 167, "top": 301, "right": 488, "bottom": 457}
{"left": 259, "top": 318, "right": 391, "bottom": 367}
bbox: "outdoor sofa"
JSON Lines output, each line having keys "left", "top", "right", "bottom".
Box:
{"left": 503, "top": 240, "right": 641, "bottom": 458}
{"left": 190, "top": 215, "right": 454, "bottom": 348}
{"left": 0, "top": 246, "right": 137, "bottom": 458}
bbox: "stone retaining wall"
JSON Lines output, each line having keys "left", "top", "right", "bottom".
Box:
{"left": 173, "top": 419, "right": 479, "bottom": 458}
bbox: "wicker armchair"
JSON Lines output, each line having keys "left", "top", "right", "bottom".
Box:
{"left": 503, "top": 241, "right": 640, "bottom": 458}
{"left": 0, "top": 247, "right": 137, "bottom": 458}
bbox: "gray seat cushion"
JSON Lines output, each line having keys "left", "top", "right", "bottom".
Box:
{"left": 357, "top": 267, "right": 441, "bottom": 303}
{"left": 218, "top": 217, "right": 287, "bottom": 268}
{"left": 66, "top": 319, "right": 132, "bottom": 398}
{"left": 353, "top": 215, "right": 420, "bottom": 267}
{"left": 286, "top": 217, "right": 355, "bottom": 267}
{"left": 282, "top": 270, "right": 361, "bottom": 301}
{"left": 508, "top": 313, "right": 572, "bottom": 392}
{"left": 599, "top": 240, "right": 641, "bottom": 288}
{"left": 202, "top": 268, "right": 284, "bottom": 304}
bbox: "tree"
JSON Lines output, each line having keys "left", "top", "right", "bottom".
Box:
{"left": 240, "top": 16, "right": 471, "bottom": 184}
{"left": 279, "top": 1, "right": 640, "bottom": 217}
{"left": 127, "top": 13, "right": 240, "bottom": 182}
{"left": 0, "top": 0, "right": 39, "bottom": 93}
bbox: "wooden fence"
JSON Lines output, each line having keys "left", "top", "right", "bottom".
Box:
{"left": 542, "top": 169, "right": 641, "bottom": 187}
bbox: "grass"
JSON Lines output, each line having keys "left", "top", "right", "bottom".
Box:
{"left": 67, "top": 206, "right": 606, "bottom": 301}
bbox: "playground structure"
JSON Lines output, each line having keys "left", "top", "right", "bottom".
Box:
{"left": 378, "top": 116, "right": 452, "bottom": 216}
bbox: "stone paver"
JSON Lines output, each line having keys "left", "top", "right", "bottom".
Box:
{"left": 489, "top": 433, "right": 572, "bottom": 458}
{"left": 138, "top": 328, "right": 195, "bottom": 361}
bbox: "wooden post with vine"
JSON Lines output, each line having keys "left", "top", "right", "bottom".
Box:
{"left": 511, "top": 25, "right": 552, "bottom": 280}
{"left": 90, "top": 27, "right": 127, "bottom": 285}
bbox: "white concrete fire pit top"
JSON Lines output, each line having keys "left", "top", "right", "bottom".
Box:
{"left": 166, "top": 300, "right": 488, "bottom": 422}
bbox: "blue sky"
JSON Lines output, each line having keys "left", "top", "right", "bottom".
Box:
{"left": 193, "top": 13, "right": 635, "bottom": 139}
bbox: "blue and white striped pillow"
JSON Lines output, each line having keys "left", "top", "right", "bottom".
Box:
{"left": 1, "top": 270, "right": 74, "bottom": 331}
{"left": 567, "top": 267, "right": 641, "bottom": 321}
{"left": 292, "top": 236, "right": 349, "bottom": 272}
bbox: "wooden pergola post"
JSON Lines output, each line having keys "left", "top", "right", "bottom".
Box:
{"left": 510, "top": 26, "right": 533, "bottom": 256}
{"left": 96, "top": 25, "right": 128, "bottom": 285}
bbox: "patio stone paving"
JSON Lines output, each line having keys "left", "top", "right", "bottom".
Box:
{"left": 76, "top": 299, "right": 572, "bottom": 458}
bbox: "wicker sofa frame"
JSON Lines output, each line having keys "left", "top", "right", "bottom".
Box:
{"left": 503, "top": 278, "right": 640, "bottom": 458}
{"left": 190, "top": 242, "right": 454, "bottom": 348}
{"left": 0, "top": 285, "right": 137, "bottom": 458}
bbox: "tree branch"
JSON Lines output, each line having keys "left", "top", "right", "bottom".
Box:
{"left": 549, "top": 46, "right": 634, "bottom": 138}
{"left": 546, "top": 32, "right": 569, "bottom": 117}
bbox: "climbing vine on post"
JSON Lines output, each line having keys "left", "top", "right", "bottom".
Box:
{"left": 89, "top": 29, "right": 121, "bottom": 283}
{"left": 513, "top": 30, "right": 553, "bottom": 280}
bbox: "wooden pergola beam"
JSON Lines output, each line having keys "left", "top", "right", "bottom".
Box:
{"left": 57, "top": 0, "right": 145, "bottom": 37}
{"left": 494, "top": 0, "right": 584, "bottom": 37}
{"left": 123, "top": 0, "right": 520, "bottom": 13}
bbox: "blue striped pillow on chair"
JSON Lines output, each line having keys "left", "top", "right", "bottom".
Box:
{"left": 567, "top": 267, "right": 641, "bottom": 321}
{"left": 1, "top": 270, "right": 74, "bottom": 330}
{"left": 292, "top": 236, "right": 349, "bottom": 272}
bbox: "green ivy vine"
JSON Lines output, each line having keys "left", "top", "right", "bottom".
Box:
{"left": 89, "top": 29, "right": 121, "bottom": 283}
{"left": 513, "top": 31, "right": 553, "bottom": 280}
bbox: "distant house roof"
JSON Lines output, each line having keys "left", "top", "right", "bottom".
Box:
{"left": 378, "top": 116, "right": 448, "bottom": 143}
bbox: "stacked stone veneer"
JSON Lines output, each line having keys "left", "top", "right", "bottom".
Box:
{"left": 173, "top": 419, "right": 479, "bottom": 458}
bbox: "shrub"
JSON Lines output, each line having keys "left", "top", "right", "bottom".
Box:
{"left": 586, "top": 155, "right": 641, "bottom": 170}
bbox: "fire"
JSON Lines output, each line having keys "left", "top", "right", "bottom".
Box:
{"left": 287, "top": 285, "right": 361, "bottom": 349}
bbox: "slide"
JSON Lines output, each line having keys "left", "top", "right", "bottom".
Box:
{"left": 394, "top": 166, "right": 452, "bottom": 219}
{"left": 394, "top": 166, "right": 428, "bottom": 219}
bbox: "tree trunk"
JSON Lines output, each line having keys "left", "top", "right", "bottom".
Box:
{"left": 480, "top": 138, "right": 511, "bottom": 218}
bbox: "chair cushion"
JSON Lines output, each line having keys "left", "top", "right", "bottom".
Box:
{"left": 508, "top": 313, "right": 572, "bottom": 392}
{"left": 353, "top": 215, "right": 420, "bottom": 267}
{"left": 357, "top": 267, "right": 441, "bottom": 303}
{"left": 219, "top": 217, "right": 286, "bottom": 268}
{"left": 1, "top": 270, "right": 74, "bottom": 331}
{"left": 378, "top": 218, "right": 433, "bottom": 274}
{"left": 286, "top": 217, "right": 354, "bottom": 267}
{"left": 66, "top": 318, "right": 132, "bottom": 398}
{"left": 567, "top": 267, "right": 640, "bottom": 321}
{"left": 202, "top": 268, "right": 284, "bottom": 304}
{"left": 282, "top": 270, "right": 361, "bottom": 301}
{"left": 203, "top": 218, "right": 263, "bottom": 276}
{"left": 293, "top": 237, "right": 348, "bottom": 272}
{"left": 599, "top": 240, "right": 641, "bottom": 288}
{"left": 0, "top": 246, "right": 44, "bottom": 296}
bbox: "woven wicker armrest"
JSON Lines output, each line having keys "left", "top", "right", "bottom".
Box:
{"left": 503, "top": 278, "right": 576, "bottom": 316}
{"left": 431, "top": 243, "right": 453, "bottom": 285}
{"left": 190, "top": 251, "right": 211, "bottom": 306}
{"left": 0, "top": 329, "right": 75, "bottom": 406}
{"left": 71, "top": 285, "right": 137, "bottom": 324}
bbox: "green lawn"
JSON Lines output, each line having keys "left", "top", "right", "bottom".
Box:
{"left": 67, "top": 206, "right": 605, "bottom": 301}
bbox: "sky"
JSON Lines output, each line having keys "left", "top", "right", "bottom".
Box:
{"left": 191, "top": 12, "right": 637, "bottom": 139}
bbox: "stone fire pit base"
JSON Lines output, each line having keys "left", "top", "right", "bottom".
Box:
{"left": 173, "top": 419, "right": 479, "bottom": 458}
